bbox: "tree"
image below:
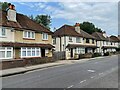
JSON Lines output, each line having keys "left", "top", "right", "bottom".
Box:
{"left": 0, "top": 2, "right": 9, "bottom": 10}
{"left": 34, "top": 15, "right": 51, "bottom": 29}
{"left": 80, "top": 21, "right": 102, "bottom": 34}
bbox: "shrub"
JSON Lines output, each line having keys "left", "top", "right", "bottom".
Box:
{"left": 104, "top": 52, "right": 110, "bottom": 56}
{"left": 93, "top": 53, "right": 101, "bottom": 57}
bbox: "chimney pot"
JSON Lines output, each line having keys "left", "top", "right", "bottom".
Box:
{"left": 75, "top": 23, "right": 80, "bottom": 27}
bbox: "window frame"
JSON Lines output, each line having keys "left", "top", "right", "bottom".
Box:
{"left": 86, "top": 38, "right": 90, "bottom": 43}
{"left": 21, "top": 47, "right": 41, "bottom": 58}
{"left": 23, "top": 31, "right": 35, "bottom": 39}
{"left": 69, "top": 36, "right": 73, "bottom": 42}
{"left": 0, "top": 27, "right": 6, "bottom": 37}
{"left": 42, "top": 33, "right": 48, "bottom": 40}
{"left": 0, "top": 47, "right": 13, "bottom": 59}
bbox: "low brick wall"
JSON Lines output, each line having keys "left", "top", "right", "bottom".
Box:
{"left": 1, "top": 57, "right": 55, "bottom": 70}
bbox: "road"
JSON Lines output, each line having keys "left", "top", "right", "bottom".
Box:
{"left": 2, "top": 55, "right": 119, "bottom": 88}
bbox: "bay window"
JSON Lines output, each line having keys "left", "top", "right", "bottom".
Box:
{"left": 21, "top": 47, "right": 41, "bottom": 58}
{"left": 0, "top": 47, "right": 13, "bottom": 59}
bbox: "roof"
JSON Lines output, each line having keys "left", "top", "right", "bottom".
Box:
{"left": 1, "top": 42, "right": 54, "bottom": 48}
{"left": 101, "top": 46, "right": 117, "bottom": 49}
{"left": 92, "top": 32, "right": 109, "bottom": 41}
{"left": 53, "top": 25, "right": 96, "bottom": 39}
{"left": 0, "top": 10, "right": 53, "bottom": 34}
{"left": 66, "top": 44, "right": 98, "bottom": 48}
{"left": 110, "top": 36, "right": 120, "bottom": 42}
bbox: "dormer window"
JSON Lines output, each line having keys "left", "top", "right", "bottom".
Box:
{"left": 23, "top": 31, "right": 35, "bottom": 39}
{"left": 42, "top": 33, "right": 48, "bottom": 40}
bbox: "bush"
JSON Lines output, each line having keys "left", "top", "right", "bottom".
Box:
{"left": 93, "top": 53, "right": 101, "bottom": 57}
{"left": 104, "top": 52, "right": 110, "bottom": 56}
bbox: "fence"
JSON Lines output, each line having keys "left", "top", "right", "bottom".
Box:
{"left": 53, "top": 51, "right": 66, "bottom": 60}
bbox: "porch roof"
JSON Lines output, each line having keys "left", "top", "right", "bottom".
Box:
{"left": 101, "top": 46, "right": 117, "bottom": 49}
{"left": 0, "top": 42, "right": 55, "bottom": 49}
{"left": 66, "top": 44, "right": 98, "bottom": 49}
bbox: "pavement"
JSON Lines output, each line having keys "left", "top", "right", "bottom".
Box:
{"left": 0, "top": 56, "right": 107, "bottom": 77}
{"left": 2, "top": 55, "right": 118, "bottom": 88}
{"left": 0, "top": 55, "right": 117, "bottom": 77}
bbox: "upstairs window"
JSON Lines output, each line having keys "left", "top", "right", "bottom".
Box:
{"left": 53, "top": 38, "right": 56, "bottom": 45}
{"left": 92, "top": 39, "right": 95, "bottom": 44}
{"left": 42, "top": 33, "right": 48, "bottom": 40}
{"left": 86, "top": 38, "right": 90, "bottom": 43}
{"left": 23, "top": 31, "right": 35, "bottom": 39}
{"left": 76, "top": 37, "right": 81, "bottom": 43}
{"left": 0, "top": 28, "right": 6, "bottom": 37}
{"left": 69, "top": 36, "right": 72, "bottom": 42}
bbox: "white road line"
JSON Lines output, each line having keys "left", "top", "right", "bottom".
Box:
{"left": 79, "top": 80, "right": 86, "bottom": 84}
{"left": 99, "top": 73, "right": 104, "bottom": 75}
{"left": 67, "top": 85, "right": 74, "bottom": 88}
{"left": 91, "top": 76, "right": 95, "bottom": 78}
{"left": 87, "top": 70, "right": 95, "bottom": 73}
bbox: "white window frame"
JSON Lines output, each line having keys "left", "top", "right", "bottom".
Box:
{"left": 23, "top": 31, "right": 35, "bottom": 39}
{"left": 0, "top": 27, "right": 6, "bottom": 37}
{"left": 21, "top": 47, "right": 41, "bottom": 58}
{"left": 76, "top": 37, "right": 81, "bottom": 43}
{"left": 0, "top": 47, "right": 13, "bottom": 59}
{"left": 42, "top": 33, "right": 48, "bottom": 40}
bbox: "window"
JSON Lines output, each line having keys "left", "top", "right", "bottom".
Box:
{"left": 21, "top": 47, "right": 41, "bottom": 57}
{"left": 69, "top": 36, "right": 72, "bottom": 42}
{"left": 53, "top": 38, "right": 56, "bottom": 45}
{"left": 23, "top": 31, "right": 35, "bottom": 39}
{"left": 75, "top": 47, "right": 85, "bottom": 54}
{"left": 76, "top": 37, "right": 81, "bottom": 43}
{"left": 0, "top": 47, "right": 13, "bottom": 59}
{"left": 86, "top": 39, "right": 90, "bottom": 43}
{"left": 42, "top": 33, "right": 48, "bottom": 40}
{"left": 0, "top": 28, "right": 6, "bottom": 37}
{"left": 92, "top": 39, "right": 95, "bottom": 44}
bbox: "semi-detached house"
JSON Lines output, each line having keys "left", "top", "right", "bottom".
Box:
{"left": 53, "top": 23, "right": 97, "bottom": 59}
{"left": 0, "top": 5, "right": 54, "bottom": 60}
{"left": 92, "top": 32, "right": 118, "bottom": 55}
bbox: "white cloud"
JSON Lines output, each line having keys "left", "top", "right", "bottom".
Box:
{"left": 18, "top": 2, "right": 118, "bottom": 35}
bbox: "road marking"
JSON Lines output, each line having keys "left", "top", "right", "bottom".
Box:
{"left": 79, "top": 80, "right": 86, "bottom": 84}
{"left": 91, "top": 76, "right": 95, "bottom": 78}
{"left": 99, "top": 73, "right": 103, "bottom": 75}
{"left": 67, "top": 85, "right": 74, "bottom": 88}
{"left": 87, "top": 70, "right": 95, "bottom": 73}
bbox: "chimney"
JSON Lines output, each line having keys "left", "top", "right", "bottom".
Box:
{"left": 7, "top": 4, "right": 17, "bottom": 22}
{"left": 102, "top": 31, "right": 107, "bottom": 38}
{"left": 75, "top": 23, "right": 81, "bottom": 33}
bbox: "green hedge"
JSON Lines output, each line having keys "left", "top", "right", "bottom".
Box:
{"left": 92, "top": 53, "right": 102, "bottom": 57}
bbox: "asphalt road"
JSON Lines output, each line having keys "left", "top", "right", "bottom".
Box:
{"left": 2, "top": 55, "right": 119, "bottom": 88}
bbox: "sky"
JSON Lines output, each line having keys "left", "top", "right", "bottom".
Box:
{"left": 11, "top": 2, "right": 118, "bottom": 36}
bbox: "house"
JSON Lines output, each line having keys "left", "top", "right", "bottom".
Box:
{"left": 92, "top": 32, "right": 118, "bottom": 55}
{"left": 0, "top": 4, "right": 54, "bottom": 60}
{"left": 53, "top": 23, "right": 97, "bottom": 59}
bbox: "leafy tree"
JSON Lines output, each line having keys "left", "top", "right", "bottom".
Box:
{"left": 80, "top": 22, "right": 102, "bottom": 34}
{"left": 29, "top": 15, "right": 34, "bottom": 21}
{"left": 0, "top": 2, "right": 9, "bottom": 10}
{"left": 34, "top": 15, "right": 51, "bottom": 29}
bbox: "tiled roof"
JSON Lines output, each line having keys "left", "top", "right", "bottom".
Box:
{"left": 110, "top": 36, "right": 120, "bottom": 42}
{"left": 1, "top": 42, "right": 54, "bottom": 48}
{"left": 53, "top": 25, "right": 96, "bottom": 39}
{"left": 92, "top": 32, "right": 108, "bottom": 41}
{"left": 0, "top": 10, "right": 53, "bottom": 34}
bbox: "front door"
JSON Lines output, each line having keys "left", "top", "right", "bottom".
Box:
{"left": 41, "top": 49, "right": 45, "bottom": 57}
{"left": 71, "top": 48, "right": 73, "bottom": 57}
